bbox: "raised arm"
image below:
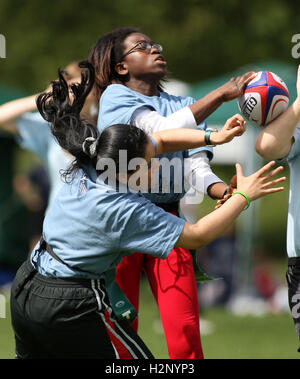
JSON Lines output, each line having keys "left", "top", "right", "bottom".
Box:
{"left": 151, "top": 114, "right": 246, "bottom": 155}
{"left": 255, "top": 65, "right": 300, "bottom": 159}
{"left": 0, "top": 94, "right": 38, "bottom": 134}
{"left": 189, "top": 72, "right": 255, "bottom": 124}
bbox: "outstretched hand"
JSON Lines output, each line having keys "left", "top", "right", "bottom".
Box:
{"left": 235, "top": 160, "right": 286, "bottom": 202}
{"left": 212, "top": 114, "right": 246, "bottom": 145}
{"left": 214, "top": 160, "right": 285, "bottom": 210}
{"left": 219, "top": 72, "right": 256, "bottom": 102}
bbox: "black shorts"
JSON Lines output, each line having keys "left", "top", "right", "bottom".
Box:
{"left": 10, "top": 260, "right": 154, "bottom": 359}
{"left": 286, "top": 257, "right": 300, "bottom": 341}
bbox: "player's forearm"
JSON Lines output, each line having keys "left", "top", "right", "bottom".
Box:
{"left": 176, "top": 194, "right": 247, "bottom": 249}
{"left": 152, "top": 114, "right": 244, "bottom": 155}
{"left": 0, "top": 95, "right": 38, "bottom": 126}
{"left": 152, "top": 128, "right": 211, "bottom": 155}
{"left": 189, "top": 88, "right": 224, "bottom": 125}
{"left": 255, "top": 98, "right": 300, "bottom": 159}
{"left": 207, "top": 181, "right": 228, "bottom": 199}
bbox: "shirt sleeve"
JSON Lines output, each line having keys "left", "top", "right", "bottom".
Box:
{"left": 118, "top": 194, "right": 185, "bottom": 259}
{"left": 131, "top": 106, "right": 197, "bottom": 133}
{"left": 98, "top": 85, "right": 154, "bottom": 131}
{"left": 184, "top": 151, "right": 224, "bottom": 195}
{"left": 15, "top": 112, "right": 51, "bottom": 162}
{"left": 287, "top": 125, "right": 300, "bottom": 162}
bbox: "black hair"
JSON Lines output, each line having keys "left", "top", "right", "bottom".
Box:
{"left": 36, "top": 61, "right": 149, "bottom": 182}
{"left": 88, "top": 26, "right": 165, "bottom": 101}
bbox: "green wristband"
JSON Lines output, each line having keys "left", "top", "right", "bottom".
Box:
{"left": 233, "top": 191, "right": 251, "bottom": 210}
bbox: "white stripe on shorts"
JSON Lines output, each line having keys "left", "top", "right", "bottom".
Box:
{"left": 92, "top": 278, "right": 150, "bottom": 359}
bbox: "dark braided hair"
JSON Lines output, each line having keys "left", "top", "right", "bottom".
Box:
{"left": 36, "top": 61, "right": 149, "bottom": 182}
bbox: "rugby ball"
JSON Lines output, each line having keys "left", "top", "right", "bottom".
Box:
{"left": 238, "top": 71, "right": 289, "bottom": 126}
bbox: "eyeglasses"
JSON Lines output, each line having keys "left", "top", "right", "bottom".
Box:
{"left": 120, "top": 41, "right": 163, "bottom": 61}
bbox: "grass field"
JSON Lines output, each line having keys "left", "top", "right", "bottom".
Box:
{"left": 1, "top": 276, "right": 299, "bottom": 360}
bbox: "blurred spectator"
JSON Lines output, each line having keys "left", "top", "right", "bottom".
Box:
{"left": 197, "top": 227, "right": 237, "bottom": 308}
{"left": 0, "top": 62, "right": 97, "bottom": 287}
{"left": 13, "top": 164, "right": 50, "bottom": 252}
{"left": 252, "top": 255, "right": 277, "bottom": 301}
{"left": 0, "top": 136, "right": 32, "bottom": 287}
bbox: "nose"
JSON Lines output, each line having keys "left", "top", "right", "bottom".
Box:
{"left": 150, "top": 44, "right": 162, "bottom": 54}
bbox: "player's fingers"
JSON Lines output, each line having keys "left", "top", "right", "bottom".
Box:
{"left": 226, "top": 114, "right": 246, "bottom": 129}
{"left": 242, "top": 71, "right": 256, "bottom": 85}
{"left": 235, "top": 163, "right": 244, "bottom": 178}
{"left": 255, "top": 161, "right": 277, "bottom": 178}
{"left": 228, "top": 123, "right": 245, "bottom": 136}
{"left": 261, "top": 186, "right": 285, "bottom": 195}
{"left": 261, "top": 165, "right": 284, "bottom": 181}
{"left": 262, "top": 176, "right": 286, "bottom": 189}
{"left": 230, "top": 113, "right": 245, "bottom": 124}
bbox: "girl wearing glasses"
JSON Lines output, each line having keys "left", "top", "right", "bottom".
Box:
{"left": 88, "top": 27, "right": 254, "bottom": 359}
{"left": 10, "top": 63, "right": 285, "bottom": 359}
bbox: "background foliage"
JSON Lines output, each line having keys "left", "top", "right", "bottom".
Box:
{"left": 0, "top": 0, "right": 299, "bottom": 92}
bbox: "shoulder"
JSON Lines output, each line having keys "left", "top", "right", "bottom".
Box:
{"left": 159, "top": 91, "right": 195, "bottom": 106}
{"left": 98, "top": 85, "right": 150, "bottom": 129}
{"left": 101, "top": 84, "right": 137, "bottom": 102}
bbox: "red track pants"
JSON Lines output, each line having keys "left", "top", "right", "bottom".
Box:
{"left": 114, "top": 246, "right": 204, "bottom": 359}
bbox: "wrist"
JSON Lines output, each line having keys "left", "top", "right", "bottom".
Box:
{"left": 232, "top": 190, "right": 251, "bottom": 210}
{"left": 207, "top": 129, "right": 220, "bottom": 146}
{"left": 213, "top": 87, "right": 226, "bottom": 103}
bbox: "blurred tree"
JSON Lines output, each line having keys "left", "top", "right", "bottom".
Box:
{"left": 0, "top": 0, "right": 299, "bottom": 92}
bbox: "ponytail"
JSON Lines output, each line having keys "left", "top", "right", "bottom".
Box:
{"left": 37, "top": 60, "right": 149, "bottom": 184}
{"left": 36, "top": 61, "right": 100, "bottom": 181}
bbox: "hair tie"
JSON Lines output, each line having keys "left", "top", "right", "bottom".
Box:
{"left": 82, "top": 137, "right": 98, "bottom": 158}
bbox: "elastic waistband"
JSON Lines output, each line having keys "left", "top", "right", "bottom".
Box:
{"left": 23, "top": 260, "right": 99, "bottom": 288}
{"left": 288, "top": 257, "right": 300, "bottom": 266}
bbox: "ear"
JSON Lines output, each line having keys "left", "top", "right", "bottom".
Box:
{"left": 115, "top": 62, "right": 129, "bottom": 76}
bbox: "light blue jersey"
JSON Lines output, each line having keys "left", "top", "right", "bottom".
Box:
{"left": 286, "top": 125, "right": 300, "bottom": 258}
{"left": 98, "top": 84, "right": 213, "bottom": 203}
{"left": 16, "top": 112, "right": 72, "bottom": 205}
{"left": 30, "top": 165, "right": 185, "bottom": 278}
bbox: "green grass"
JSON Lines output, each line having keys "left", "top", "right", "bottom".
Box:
{"left": 138, "top": 276, "right": 300, "bottom": 359}
{"left": 1, "top": 277, "right": 299, "bottom": 359}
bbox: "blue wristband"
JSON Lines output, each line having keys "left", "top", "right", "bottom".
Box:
{"left": 205, "top": 129, "right": 216, "bottom": 146}
{"left": 149, "top": 135, "right": 157, "bottom": 154}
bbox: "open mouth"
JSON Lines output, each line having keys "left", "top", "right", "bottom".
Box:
{"left": 155, "top": 55, "right": 166, "bottom": 63}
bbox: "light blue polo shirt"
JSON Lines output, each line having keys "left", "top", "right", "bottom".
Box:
{"left": 98, "top": 84, "right": 213, "bottom": 204}
{"left": 15, "top": 112, "right": 72, "bottom": 205}
{"left": 30, "top": 165, "right": 185, "bottom": 278}
{"left": 285, "top": 125, "right": 300, "bottom": 258}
